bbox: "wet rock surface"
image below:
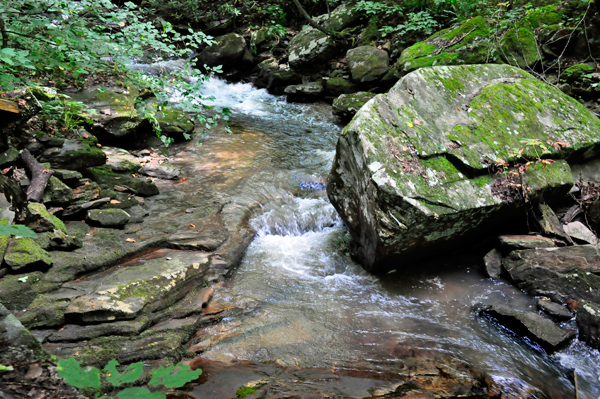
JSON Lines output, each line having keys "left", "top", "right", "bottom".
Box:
{"left": 478, "top": 304, "right": 575, "bottom": 352}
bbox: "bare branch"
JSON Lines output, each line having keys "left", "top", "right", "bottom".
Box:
{"left": 290, "top": 0, "right": 339, "bottom": 38}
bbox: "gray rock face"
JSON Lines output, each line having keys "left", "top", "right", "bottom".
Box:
{"left": 284, "top": 81, "right": 324, "bottom": 102}
{"left": 563, "top": 221, "right": 598, "bottom": 244}
{"left": 483, "top": 248, "right": 502, "bottom": 278}
{"left": 479, "top": 304, "right": 575, "bottom": 352}
{"left": 498, "top": 235, "right": 556, "bottom": 251}
{"left": 140, "top": 163, "right": 181, "bottom": 180}
{"left": 86, "top": 208, "right": 130, "bottom": 228}
{"left": 104, "top": 147, "right": 141, "bottom": 173}
{"left": 196, "top": 33, "right": 246, "bottom": 68}
{"left": 503, "top": 245, "right": 600, "bottom": 304}
{"left": 537, "top": 299, "right": 573, "bottom": 321}
{"left": 40, "top": 137, "right": 106, "bottom": 170}
{"left": 332, "top": 92, "right": 376, "bottom": 121}
{"left": 577, "top": 300, "right": 600, "bottom": 349}
{"left": 327, "top": 64, "right": 600, "bottom": 273}
{"left": 347, "top": 46, "right": 389, "bottom": 83}
{"left": 288, "top": 28, "right": 336, "bottom": 69}
{"left": 312, "top": 3, "right": 363, "bottom": 32}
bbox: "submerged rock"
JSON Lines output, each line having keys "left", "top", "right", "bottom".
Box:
{"left": 328, "top": 64, "right": 600, "bottom": 273}
{"left": 479, "top": 304, "right": 575, "bottom": 352}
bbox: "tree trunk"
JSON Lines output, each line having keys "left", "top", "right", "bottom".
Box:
{"left": 21, "top": 149, "right": 54, "bottom": 203}
{"left": 290, "top": 0, "right": 339, "bottom": 38}
{"left": 0, "top": 17, "right": 7, "bottom": 49}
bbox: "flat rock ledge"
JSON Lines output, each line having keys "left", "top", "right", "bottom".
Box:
{"left": 478, "top": 304, "right": 575, "bottom": 353}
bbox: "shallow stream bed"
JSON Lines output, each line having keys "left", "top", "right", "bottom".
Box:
{"left": 166, "top": 78, "right": 600, "bottom": 398}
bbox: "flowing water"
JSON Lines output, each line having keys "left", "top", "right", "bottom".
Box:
{"left": 167, "top": 78, "right": 600, "bottom": 398}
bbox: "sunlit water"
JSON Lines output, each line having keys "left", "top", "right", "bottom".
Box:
{"left": 167, "top": 77, "right": 600, "bottom": 398}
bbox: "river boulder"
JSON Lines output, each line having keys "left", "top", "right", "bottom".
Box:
{"left": 288, "top": 27, "right": 336, "bottom": 69}
{"left": 347, "top": 46, "right": 389, "bottom": 83}
{"left": 327, "top": 64, "right": 600, "bottom": 273}
{"left": 196, "top": 33, "right": 247, "bottom": 68}
{"left": 398, "top": 7, "right": 561, "bottom": 75}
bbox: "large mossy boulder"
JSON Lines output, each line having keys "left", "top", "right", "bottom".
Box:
{"left": 327, "top": 64, "right": 600, "bottom": 273}
{"left": 195, "top": 33, "right": 247, "bottom": 68}
{"left": 347, "top": 46, "right": 389, "bottom": 83}
{"left": 312, "top": 3, "right": 363, "bottom": 32}
{"left": 288, "top": 27, "right": 337, "bottom": 69}
{"left": 398, "top": 7, "right": 562, "bottom": 75}
{"left": 73, "top": 87, "right": 149, "bottom": 144}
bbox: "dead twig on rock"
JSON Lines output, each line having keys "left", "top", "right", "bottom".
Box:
{"left": 20, "top": 149, "right": 54, "bottom": 203}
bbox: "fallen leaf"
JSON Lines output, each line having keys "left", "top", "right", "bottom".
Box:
{"left": 125, "top": 238, "right": 136, "bottom": 243}
{"left": 407, "top": 122, "right": 414, "bottom": 128}
{"left": 96, "top": 143, "right": 102, "bottom": 147}
{"left": 114, "top": 185, "right": 128, "bottom": 192}
{"left": 110, "top": 200, "right": 121, "bottom": 204}
{"left": 414, "top": 119, "right": 421, "bottom": 126}
{"left": 180, "top": 177, "right": 188, "bottom": 181}
{"left": 83, "top": 134, "right": 88, "bottom": 138}
{"left": 190, "top": 224, "right": 196, "bottom": 228}
{"left": 456, "top": 106, "right": 461, "bottom": 111}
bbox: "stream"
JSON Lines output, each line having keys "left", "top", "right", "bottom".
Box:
{"left": 165, "top": 77, "right": 600, "bottom": 398}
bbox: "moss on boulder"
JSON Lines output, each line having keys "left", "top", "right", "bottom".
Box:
{"left": 86, "top": 208, "right": 130, "bottom": 228}
{"left": 347, "top": 46, "right": 390, "bottom": 83}
{"left": 327, "top": 64, "right": 600, "bottom": 273}
{"left": 4, "top": 237, "right": 53, "bottom": 272}
{"left": 42, "top": 176, "right": 74, "bottom": 205}
{"left": 332, "top": 92, "right": 377, "bottom": 121}
{"left": 86, "top": 166, "right": 159, "bottom": 197}
{"left": 399, "top": 8, "right": 563, "bottom": 75}
{"left": 0, "top": 272, "right": 44, "bottom": 310}
{"left": 39, "top": 136, "right": 106, "bottom": 170}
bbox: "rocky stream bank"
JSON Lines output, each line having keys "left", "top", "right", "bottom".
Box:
{"left": 2, "top": 1, "right": 600, "bottom": 397}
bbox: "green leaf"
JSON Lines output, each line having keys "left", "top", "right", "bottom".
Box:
{"left": 0, "top": 364, "right": 14, "bottom": 372}
{"left": 57, "top": 358, "right": 101, "bottom": 389}
{"left": 148, "top": 364, "right": 202, "bottom": 388}
{"left": 0, "top": 224, "right": 37, "bottom": 238}
{"left": 117, "top": 387, "right": 166, "bottom": 399}
{"left": 103, "top": 360, "right": 144, "bottom": 387}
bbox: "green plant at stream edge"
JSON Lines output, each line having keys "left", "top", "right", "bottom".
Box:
{"left": 57, "top": 358, "right": 202, "bottom": 398}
